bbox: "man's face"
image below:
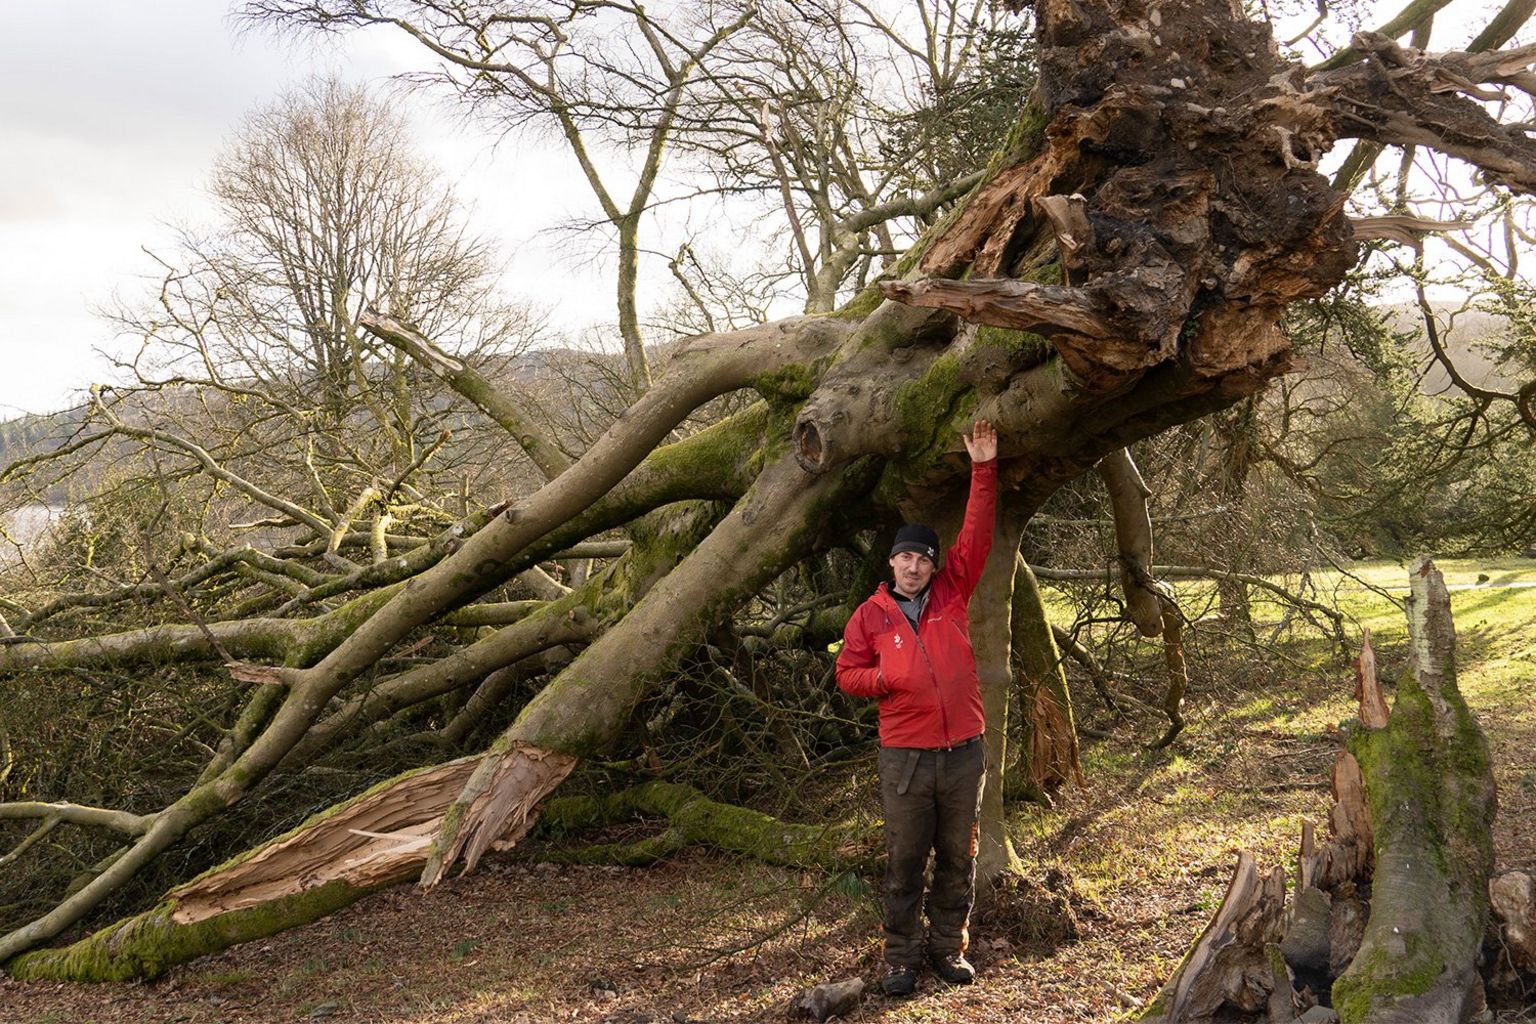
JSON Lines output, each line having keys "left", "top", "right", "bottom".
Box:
{"left": 889, "top": 551, "right": 936, "bottom": 598}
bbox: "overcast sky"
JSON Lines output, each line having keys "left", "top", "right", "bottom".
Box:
{"left": 0, "top": 1, "right": 594, "bottom": 419}
{"left": 0, "top": 1, "right": 1508, "bottom": 420}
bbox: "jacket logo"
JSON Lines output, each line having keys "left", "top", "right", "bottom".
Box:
{"left": 893, "top": 634, "right": 904, "bottom": 648}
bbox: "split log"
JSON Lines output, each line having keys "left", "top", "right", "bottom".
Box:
{"left": 5, "top": 758, "right": 496, "bottom": 981}
{"left": 1138, "top": 852, "right": 1289, "bottom": 1023}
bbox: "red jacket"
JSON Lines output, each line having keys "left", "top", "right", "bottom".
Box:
{"left": 836, "top": 459, "right": 997, "bottom": 748}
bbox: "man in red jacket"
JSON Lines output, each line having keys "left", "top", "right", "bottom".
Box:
{"left": 835, "top": 419, "right": 998, "bottom": 997}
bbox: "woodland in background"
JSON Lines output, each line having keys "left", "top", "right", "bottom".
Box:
{"left": 2, "top": 0, "right": 1536, "bottom": 1019}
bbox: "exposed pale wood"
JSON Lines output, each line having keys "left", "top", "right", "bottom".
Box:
{"left": 1139, "top": 852, "right": 1289, "bottom": 1022}
{"left": 1355, "top": 629, "right": 1390, "bottom": 729}
{"left": 1350, "top": 214, "right": 1464, "bottom": 245}
{"left": 879, "top": 278, "right": 1115, "bottom": 338}
{"left": 1490, "top": 871, "right": 1536, "bottom": 974}
{"left": 170, "top": 759, "right": 480, "bottom": 922}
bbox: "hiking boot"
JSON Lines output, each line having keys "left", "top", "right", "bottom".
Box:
{"left": 880, "top": 964, "right": 919, "bottom": 997}
{"left": 930, "top": 952, "right": 976, "bottom": 985}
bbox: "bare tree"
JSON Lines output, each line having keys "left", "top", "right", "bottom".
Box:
{"left": 76, "top": 79, "right": 552, "bottom": 570}
{"left": 245, "top": 0, "right": 764, "bottom": 391}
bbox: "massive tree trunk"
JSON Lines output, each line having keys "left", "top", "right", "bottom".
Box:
{"left": 5, "top": 0, "right": 1535, "bottom": 982}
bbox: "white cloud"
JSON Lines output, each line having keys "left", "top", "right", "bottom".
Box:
{"left": 0, "top": 0, "right": 601, "bottom": 418}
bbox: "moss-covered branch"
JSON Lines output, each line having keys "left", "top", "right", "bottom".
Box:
{"left": 537, "top": 781, "right": 873, "bottom": 870}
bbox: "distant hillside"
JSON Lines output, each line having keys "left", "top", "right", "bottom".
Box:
{"left": 0, "top": 406, "right": 88, "bottom": 471}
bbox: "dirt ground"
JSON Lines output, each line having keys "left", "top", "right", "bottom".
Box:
{"left": 0, "top": 850, "right": 1209, "bottom": 1024}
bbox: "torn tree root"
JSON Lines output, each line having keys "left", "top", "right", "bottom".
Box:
{"left": 1139, "top": 556, "right": 1502, "bottom": 1023}
{"left": 534, "top": 782, "right": 874, "bottom": 870}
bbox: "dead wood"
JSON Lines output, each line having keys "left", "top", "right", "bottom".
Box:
{"left": 1332, "top": 556, "right": 1497, "bottom": 1022}
{"left": 1139, "top": 559, "right": 1501, "bottom": 1022}
{"left": 360, "top": 308, "right": 572, "bottom": 480}
{"left": 8, "top": 0, "right": 1536, "bottom": 986}
{"left": 1138, "top": 852, "right": 1289, "bottom": 1023}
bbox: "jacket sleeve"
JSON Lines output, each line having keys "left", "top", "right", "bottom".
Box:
{"left": 835, "top": 607, "right": 886, "bottom": 698}
{"left": 941, "top": 457, "right": 997, "bottom": 604}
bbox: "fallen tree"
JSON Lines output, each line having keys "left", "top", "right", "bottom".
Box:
{"left": 1139, "top": 558, "right": 1520, "bottom": 1023}
{"left": 5, "top": 0, "right": 1536, "bottom": 982}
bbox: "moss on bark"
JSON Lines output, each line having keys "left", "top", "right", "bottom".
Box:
{"left": 6, "top": 879, "right": 382, "bottom": 982}
{"left": 537, "top": 781, "right": 873, "bottom": 870}
{"left": 1331, "top": 559, "right": 1495, "bottom": 1023}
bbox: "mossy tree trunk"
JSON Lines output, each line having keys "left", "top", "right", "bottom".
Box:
{"left": 1139, "top": 558, "right": 1500, "bottom": 1023}
{"left": 1331, "top": 556, "right": 1497, "bottom": 1023}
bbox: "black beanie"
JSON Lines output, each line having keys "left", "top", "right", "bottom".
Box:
{"left": 889, "top": 523, "right": 940, "bottom": 563}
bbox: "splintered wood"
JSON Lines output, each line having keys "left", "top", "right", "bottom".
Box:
{"left": 1140, "top": 852, "right": 1288, "bottom": 1022}
{"left": 1354, "top": 628, "right": 1389, "bottom": 729}
{"left": 422, "top": 742, "right": 578, "bottom": 885}
{"left": 169, "top": 760, "right": 479, "bottom": 923}
{"left": 170, "top": 743, "right": 576, "bottom": 923}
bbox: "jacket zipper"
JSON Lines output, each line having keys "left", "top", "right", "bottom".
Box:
{"left": 912, "top": 612, "right": 952, "bottom": 746}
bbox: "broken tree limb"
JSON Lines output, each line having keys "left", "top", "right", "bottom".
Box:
{"left": 1332, "top": 556, "right": 1497, "bottom": 1022}
{"left": 360, "top": 308, "right": 573, "bottom": 480}
{"left": 1354, "top": 628, "right": 1390, "bottom": 730}
{"left": 535, "top": 781, "right": 871, "bottom": 870}
{"left": 1138, "top": 852, "right": 1290, "bottom": 1023}
{"left": 1316, "top": 36, "right": 1536, "bottom": 194}
{"left": 1095, "top": 449, "right": 1166, "bottom": 638}
{"left": 420, "top": 449, "right": 874, "bottom": 885}
{"left": 1138, "top": 560, "right": 1500, "bottom": 1022}
{"left": 3, "top": 758, "right": 489, "bottom": 981}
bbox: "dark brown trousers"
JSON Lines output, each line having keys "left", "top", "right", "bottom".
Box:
{"left": 877, "top": 738, "right": 986, "bottom": 968}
